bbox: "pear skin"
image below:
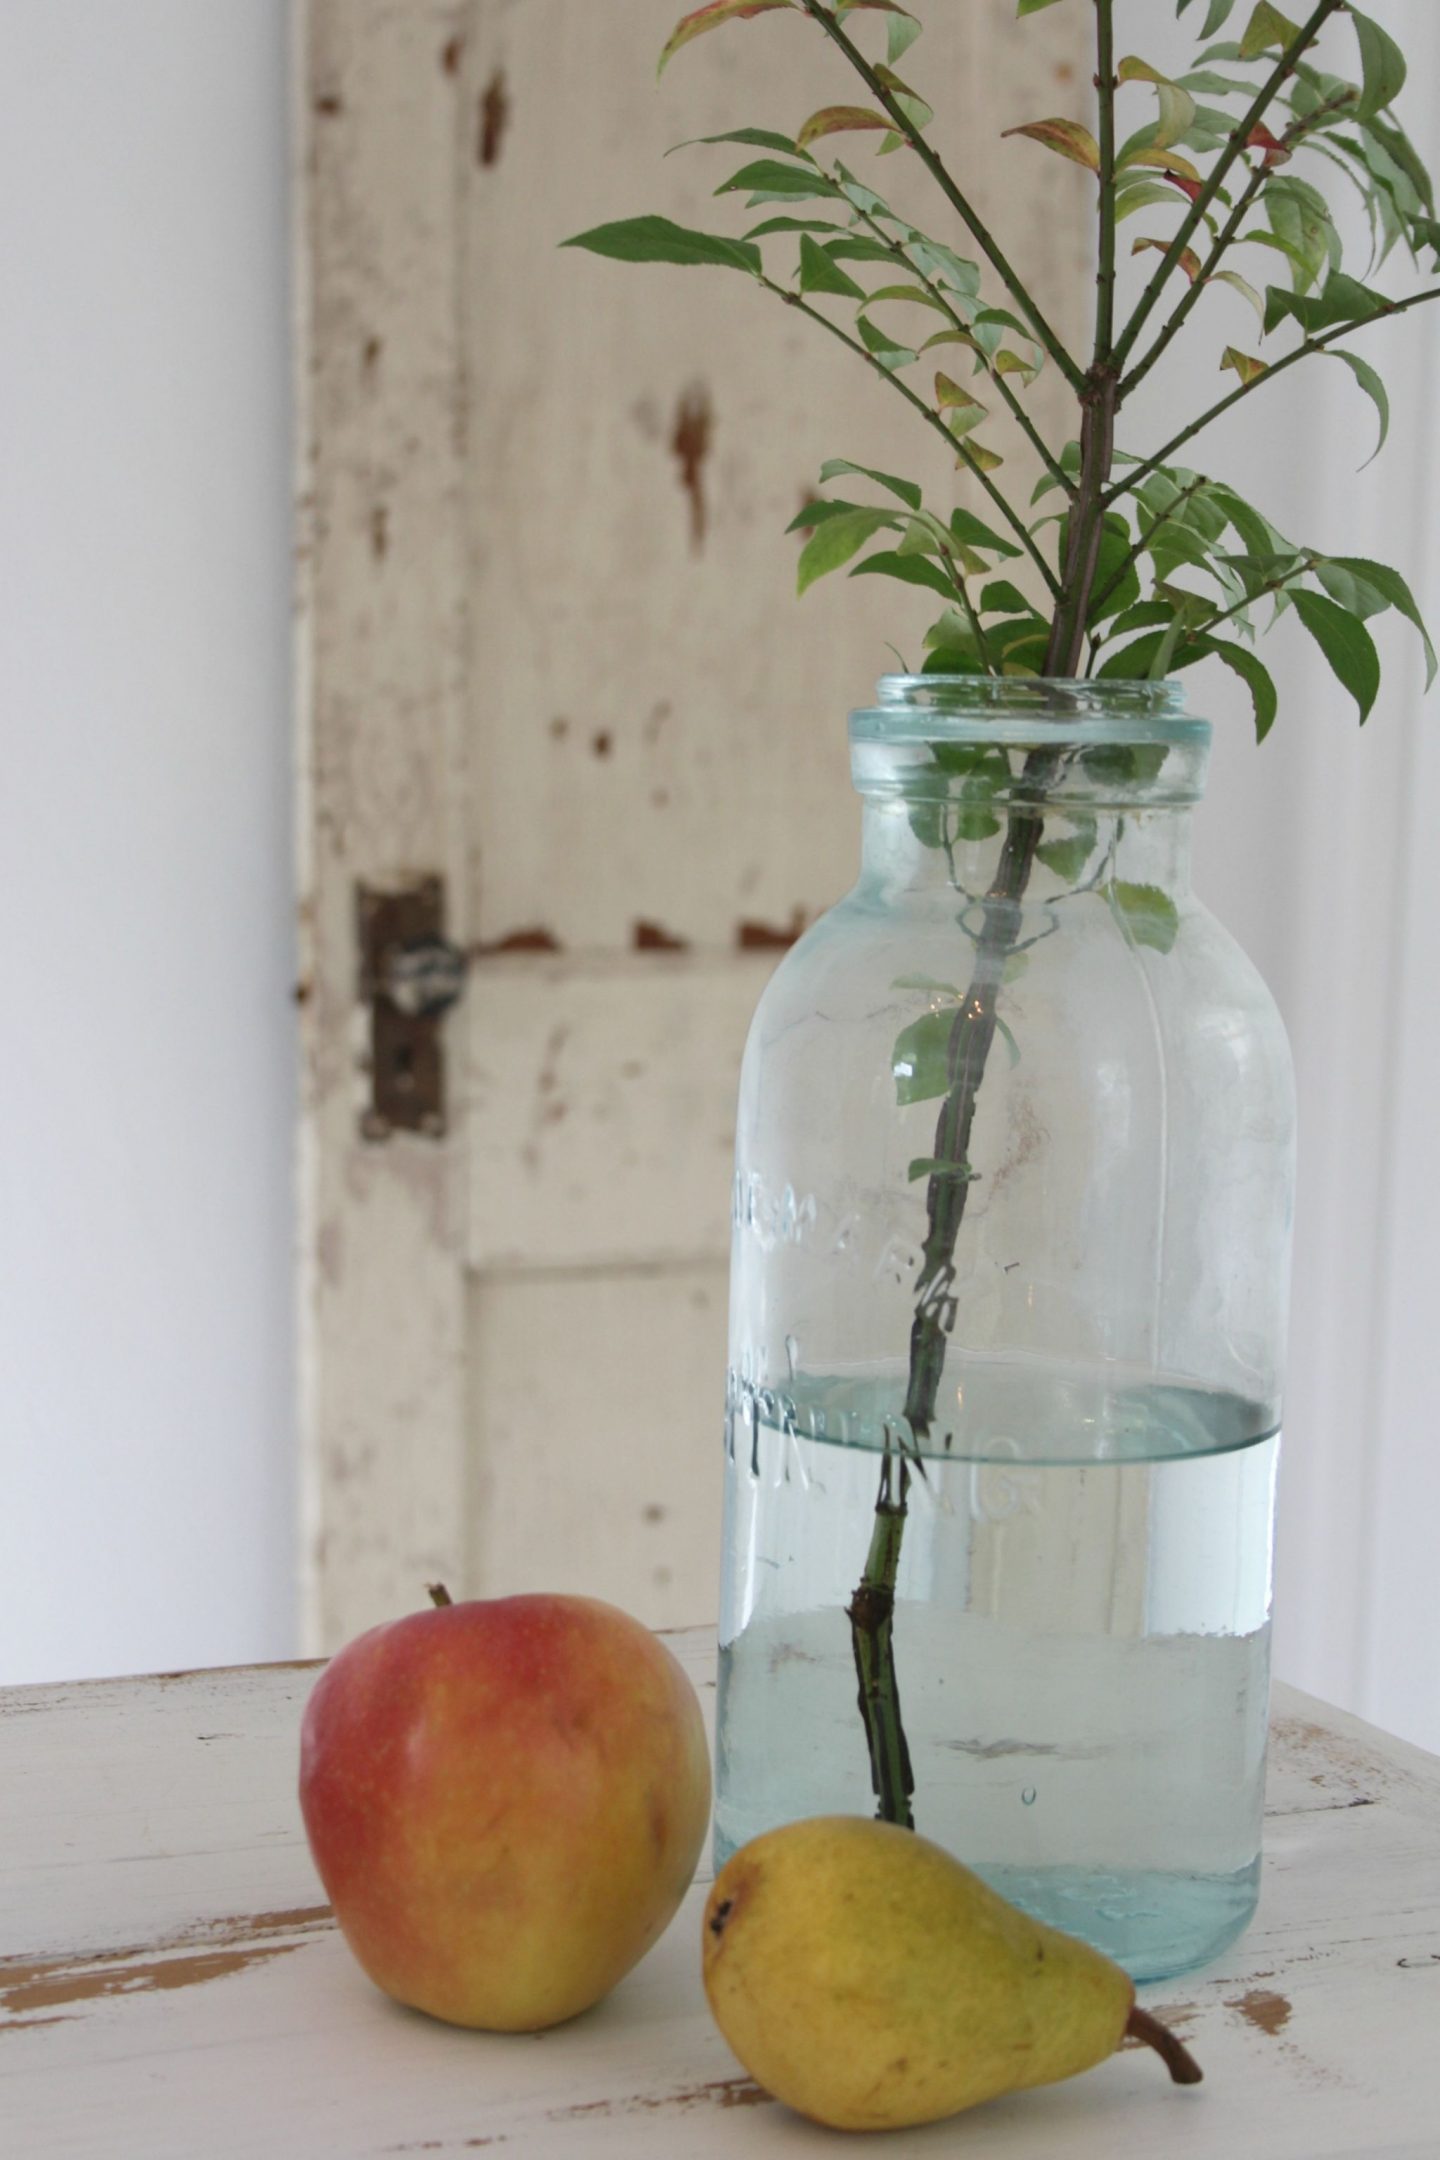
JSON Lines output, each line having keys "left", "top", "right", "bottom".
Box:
{"left": 702, "top": 1816, "right": 1201, "bottom": 2131}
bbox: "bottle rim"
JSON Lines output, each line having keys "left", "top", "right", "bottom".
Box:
{"left": 852, "top": 674, "right": 1210, "bottom": 749}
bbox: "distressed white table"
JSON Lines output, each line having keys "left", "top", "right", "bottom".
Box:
{"left": 3, "top": 1630, "right": 1438, "bottom": 2158}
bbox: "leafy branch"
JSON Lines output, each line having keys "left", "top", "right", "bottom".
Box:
{"left": 794, "top": 0, "right": 1087, "bottom": 388}
{"left": 757, "top": 274, "right": 1061, "bottom": 590}
{"left": 567, "top": 0, "right": 1440, "bottom": 1835}
{"left": 1110, "top": 0, "right": 1347, "bottom": 374}
{"left": 843, "top": 197, "right": 1074, "bottom": 492}
{"left": 1107, "top": 281, "right": 1440, "bottom": 506}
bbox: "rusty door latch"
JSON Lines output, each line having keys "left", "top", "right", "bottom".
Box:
{"left": 357, "top": 877, "right": 467, "bottom": 1140}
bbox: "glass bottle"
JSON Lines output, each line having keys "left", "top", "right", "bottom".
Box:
{"left": 716, "top": 677, "right": 1295, "bottom": 1982}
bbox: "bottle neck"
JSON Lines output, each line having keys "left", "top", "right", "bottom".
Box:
{"left": 847, "top": 678, "right": 1210, "bottom": 908}
{"left": 858, "top": 794, "right": 1196, "bottom": 904}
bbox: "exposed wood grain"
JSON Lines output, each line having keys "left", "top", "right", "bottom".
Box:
{"left": 2, "top": 1650, "right": 1438, "bottom": 2156}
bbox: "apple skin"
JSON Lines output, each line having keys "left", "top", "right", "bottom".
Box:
{"left": 299, "top": 1593, "right": 711, "bottom": 2032}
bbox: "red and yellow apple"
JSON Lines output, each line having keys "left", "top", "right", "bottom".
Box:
{"left": 299, "top": 1592, "right": 710, "bottom": 2031}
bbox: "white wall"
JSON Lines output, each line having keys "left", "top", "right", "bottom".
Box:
{"left": 0, "top": 2, "right": 295, "bottom": 1684}
{"left": 1124, "top": 4, "right": 1440, "bottom": 1752}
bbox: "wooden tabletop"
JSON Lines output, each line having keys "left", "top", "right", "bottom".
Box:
{"left": 3, "top": 1629, "right": 1438, "bottom": 2158}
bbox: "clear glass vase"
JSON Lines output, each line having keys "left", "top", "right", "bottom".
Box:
{"left": 715, "top": 677, "right": 1295, "bottom": 1983}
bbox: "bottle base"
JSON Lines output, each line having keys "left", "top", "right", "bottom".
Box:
{"left": 712, "top": 1825, "right": 1258, "bottom": 1984}
{"left": 973, "top": 1859, "right": 1259, "bottom": 1983}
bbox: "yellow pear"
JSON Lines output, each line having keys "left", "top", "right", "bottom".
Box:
{"left": 702, "top": 1816, "right": 1201, "bottom": 2131}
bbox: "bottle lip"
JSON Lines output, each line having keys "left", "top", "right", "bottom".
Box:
{"left": 851, "top": 674, "right": 1211, "bottom": 749}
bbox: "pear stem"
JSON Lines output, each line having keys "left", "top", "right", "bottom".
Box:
{"left": 1126, "top": 2004, "right": 1204, "bottom": 2085}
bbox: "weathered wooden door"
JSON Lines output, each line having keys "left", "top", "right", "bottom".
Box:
{"left": 296, "top": 0, "right": 1091, "bottom": 1650}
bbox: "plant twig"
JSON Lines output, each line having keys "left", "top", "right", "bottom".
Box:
{"left": 1109, "top": 0, "right": 1347, "bottom": 374}
{"left": 760, "top": 275, "right": 1061, "bottom": 592}
{"left": 848, "top": 760, "right": 1058, "bottom": 1825}
{"left": 1203, "top": 550, "right": 1319, "bottom": 634}
{"left": 795, "top": 0, "right": 1085, "bottom": 390}
{"left": 1095, "top": 1, "right": 1118, "bottom": 363}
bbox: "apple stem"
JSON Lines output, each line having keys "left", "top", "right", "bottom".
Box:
{"left": 1126, "top": 2004, "right": 1203, "bottom": 2085}
{"left": 426, "top": 1582, "right": 454, "bottom": 1608}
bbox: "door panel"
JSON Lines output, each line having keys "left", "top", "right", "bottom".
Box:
{"left": 300, "top": 0, "right": 1093, "bottom": 1647}
{"left": 468, "top": 1262, "right": 726, "bottom": 1626}
{"left": 467, "top": 956, "right": 766, "bottom": 1273}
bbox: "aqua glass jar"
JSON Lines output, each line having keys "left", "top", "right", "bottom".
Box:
{"left": 716, "top": 677, "right": 1295, "bottom": 1983}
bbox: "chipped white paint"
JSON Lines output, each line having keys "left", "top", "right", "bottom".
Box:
{"left": 4, "top": 1647, "right": 1440, "bottom": 2156}
{"left": 296, "top": 0, "right": 474, "bottom": 1652}
{"left": 298, "top": 2, "right": 1093, "bottom": 1646}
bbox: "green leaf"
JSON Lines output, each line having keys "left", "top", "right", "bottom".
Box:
{"left": 1018, "top": 0, "right": 1069, "bottom": 13}
{"left": 980, "top": 578, "right": 1038, "bottom": 617}
{"left": 935, "top": 371, "right": 986, "bottom": 421}
{"left": 1208, "top": 268, "right": 1265, "bottom": 325}
{"left": 1220, "top": 345, "right": 1268, "bottom": 385}
{"left": 818, "top": 457, "right": 923, "bottom": 511}
{"left": 716, "top": 159, "right": 837, "bottom": 206}
{"left": 561, "top": 216, "right": 760, "bottom": 275}
{"left": 867, "top": 283, "right": 951, "bottom": 314}
{"left": 1179, "top": 0, "right": 1240, "bottom": 37}
{"left": 1263, "top": 176, "right": 1339, "bottom": 293}
{"left": 905, "top": 237, "right": 983, "bottom": 294}
{"left": 1350, "top": 9, "right": 1406, "bottom": 124}
{"left": 1097, "top": 628, "right": 1199, "bottom": 683}
{"left": 796, "top": 508, "right": 894, "bottom": 595}
{"left": 907, "top": 799, "right": 948, "bottom": 850}
{"left": 744, "top": 215, "right": 842, "bottom": 237}
{"left": 1080, "top": 741, "right": 1171, "bottom": 786}
{"left": 671, "top": 127, "right": 802, "bottom": 156}
{"left": 1292, "top": 588, "right": 1381, "bottom": 722}
{"left": 658, "top": 0, "right": 794, "bottom": 74}
{"left": 893, "top": 1011, "right": 955, "bottom": 1105}
{"left": 1207, "top": 639, "right": 1279, "bottom": 741}
{"left": 888, "top": 10, "right": 923, "bottom": 62}
{"left": 820, "top": 242, "right": 900, "bottom": 276}
{"left": 1002, "top": 117, "right": 1102, "bottom": 171}
{"left": 1263, "top": 271, "right": 1391, "bottom": 338}
{"left": 907, "top": 1156, "right": 978, "bottom": 1182}
{"left": 798, "top": 232, "right": 865, "bottom": 298}
{"left": 921, "top": 645, "right": 987, "bottom": 676}
{"left": 892, "top": 973, "right": 959, "bottom": 994}
{"left": 1326, "top": 349, "right": 1389, "bottom": 467}
{"left": 1115, "top": 178, "right": 1197, "bottom": 222}
{"left": 1036, "top": 824, "right": 1098, "bottom": 881}
{"left": 1326, "top": 556, "right": 1438, "bottom": 688}
{"left": 1238, "top": 3, "right": 1301, "bottom": 62}
{"left": 1088, "top": 512, "right": 1141, "bottom": 627}
{"left": 797, "top": 106, "right": 891, "bottom": 151}
{"left": 931, "top": 741, "right": 1010, "bottom": 778}
{"left": 1109, "top": 600, "right": 1180, "bottom": 638}
{"left": 1108, "top": 882, "right": 1181, "bottom": 954}
{"left": 856, "top": 316, "right": 919, "bottom": 370}
{"left": 850, "top": 550, "right": 957, "bottom": 599}
{"left": 1210, "top": 482, "right": 1292, "bottom": 565}
{"left": 951, "top": 507, "right": 1021, "bottom": 558}
{"left": 784, "top": 495, "right": 879, "bottom": 533}
{"left": 715, "top": 158, "right": 841, "bottom": 202}
{"left": 1117, "top": 57, "right": 1197, "bottom": 151}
